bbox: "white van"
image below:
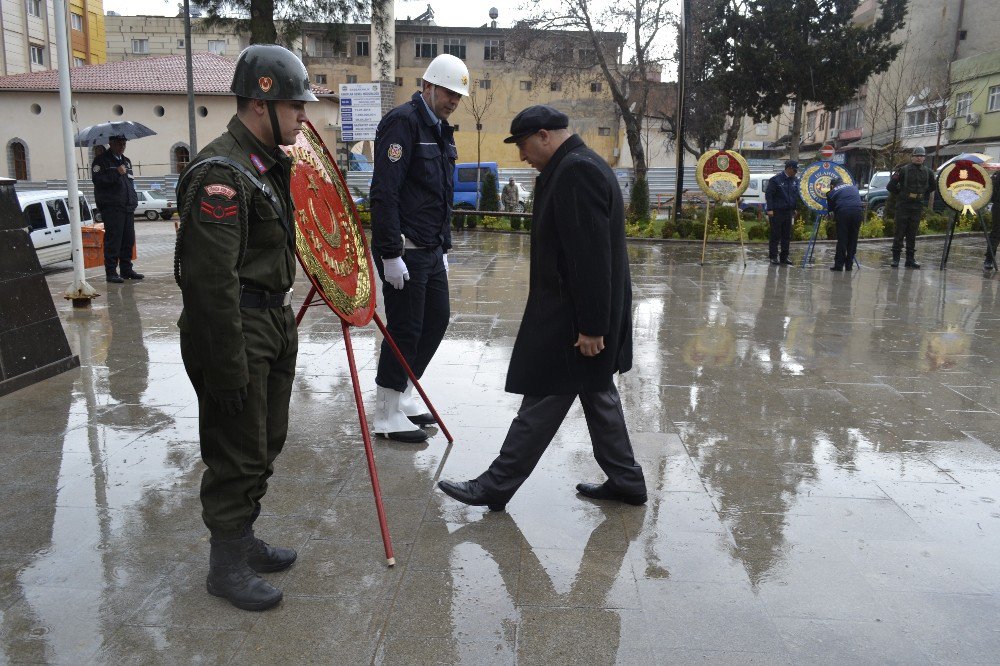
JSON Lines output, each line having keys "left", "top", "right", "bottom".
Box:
{"left": 16, "top": 190, "right": 95, "bottom": 267}
{"left": 739, "top": 173, "right": 776, "bottom": 211}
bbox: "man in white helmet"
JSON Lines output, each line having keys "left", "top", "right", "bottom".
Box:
{"left": 369, "top": 53, "right": 469, "bottom": 442}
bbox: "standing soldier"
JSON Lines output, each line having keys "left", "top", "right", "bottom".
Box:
{"left": 985, "top": 169, "right": 1000, "bottom": 270}
{"left": 174, "top": 44, "right": 315, "bottom": 611}
{"left": 765, "top": 160, "right": 799, "bottom": 266}
{"left": 92, "top": 135, "right": 142, "bottom": 283}
{"left": 886, "top": 146, "right": 936, "bottom": 269}
{"left": 368, "top": 53, "right": 469, "bottom": 443}
{"left": 502, "top": 176, "right": 520, "bottom": 212}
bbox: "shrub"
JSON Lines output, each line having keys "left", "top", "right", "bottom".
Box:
{"left": 509, "top": 215, "right": 522, "bottom": 231}
{"left": 824, "top": 216, "right": 838, "bottom": 241}
{"left": 480, "top": 171, "right": 500, "bottom": 211}
{"left": 357, "top": 210, "right": 371, "bottom": 226}
{"left": 859, "top": 214, "right": 885, "bottom": 239}
{"left": 713, "top": 205, "right": 740, "bottom": 231}
{"left": 881, "top": 215, "right": 895, "bottom": 238}
{"left": 746, "top": 222, "right": 769, "bottom": 241}
{"left": 627, "top": 176, "right": 651, "bottom": 224}
{"left": 661, "top": 220, "right": 677, "bottom": 239}
{"left": 792, "top": 216, "right": 809, "bottom": 241}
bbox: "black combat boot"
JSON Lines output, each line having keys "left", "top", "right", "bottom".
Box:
{"left": 206, "top": 535, "right": 283, "bottom": 611}
{"left": 245, "top": 526, "right": 297, "bottom": 573}
{"left": 904, "top": 257, "right": 921, "bottom": 269}
{"left": 890, "top": 254, "right": 900, "bottom": 268}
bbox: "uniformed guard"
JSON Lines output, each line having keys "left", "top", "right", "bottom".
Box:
{"left": 174, "top": 44, "right": 315, "bottom": 611}
{"left": 765, "top": 159, "right": 799, "bottom": 266}
{"left": 826, "top": 176, "right": 863, "bottom": 271}
{"left": 92, "top": 135, "right": 142, "bottom": 283}
{"left": 886, "top": 146, "right": 936, "bottom": 268}
{"left": 369, "top": 53, "right": 469, "bottom": 443}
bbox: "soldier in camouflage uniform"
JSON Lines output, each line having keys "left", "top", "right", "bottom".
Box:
{"left": 886, "top": 146, "right": 936, "bottom": 269}
{"left": 174, "top": 44, "right": 315, "bottom": 611}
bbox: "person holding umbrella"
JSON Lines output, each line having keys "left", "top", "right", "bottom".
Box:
{"left": 92, "top": 135, "right": 142, "bottom": 282}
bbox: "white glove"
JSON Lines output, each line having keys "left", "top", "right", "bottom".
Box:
{"left": 383, "top": 256, "right": 409, "bottom": 290}
{"left": 443, "top": 253, "right": 449, "bottom": 274}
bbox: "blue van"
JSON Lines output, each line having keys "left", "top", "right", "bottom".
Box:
{"left": 453, "top": 162, "right": 499, "bottom": 210}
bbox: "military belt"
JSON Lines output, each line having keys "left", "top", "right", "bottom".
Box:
{"left": 239, "top": 286, "right": 293, "bottom": 309}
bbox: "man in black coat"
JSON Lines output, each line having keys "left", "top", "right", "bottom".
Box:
{"left": 826, "top": 176, "right": 863, "bottom": 271}
{"left": 438, "top": 106, "right": 647, "bottom": 511}
{"left": 92, "top": 135, "right": 142, "bottom": 283}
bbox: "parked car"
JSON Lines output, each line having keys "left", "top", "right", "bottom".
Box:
{"left": 453, "top": 162, "right": 499, "bottom": 210}
{"left": 739, "top": 173, "right": 776, "bottom": 211}
{"left": 134, "top": 189, "right": 176, "bottom": 220}
{"left": 859, "top": 170, "right": 890, "bottom": 198}
{"left": 16, "top": 189, "right": 94, "bottom": 267}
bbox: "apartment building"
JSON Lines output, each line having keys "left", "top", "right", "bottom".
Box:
{"left": 301, "top": 19, "right": 627, "bottom": 168}
{"left": 103, "top": 14, "right": 277, "bottom": 62}
{"left": 0, "top": 0, "right": 106, "bottom": 75}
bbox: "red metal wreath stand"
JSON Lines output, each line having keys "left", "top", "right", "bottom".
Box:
{"left": 295, "top": 284, "right": 454, "bottom": 566}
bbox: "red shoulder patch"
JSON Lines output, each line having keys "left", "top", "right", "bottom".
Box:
{"left": 204, "top": 184, "right": 237, "bottom": 199}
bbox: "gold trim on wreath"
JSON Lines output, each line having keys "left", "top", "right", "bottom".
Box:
{"left": 938, "top": 160, "right": 993, "bottom": 217}
{"left": 695, "top": 150, "right": 751, "bottom": 202}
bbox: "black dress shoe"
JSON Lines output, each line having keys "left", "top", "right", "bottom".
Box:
{"left": 904, "top": 261, "right": 921, "bottom": 269}
{"left": 780, "top": 258, "right": 795, "bottom": 266}
{"left": 769, "top": 258, "right": 780, "bottom": 266}
{"left": 407, "top": 413, "right": 437, "bottom": 426}
{"left": 378, "top": 428, "right": 429, "bottom": 443}
{"left": 576, "top": 482, "right": 647, "bottom": 506}
{"left": 122, "top": 271, "right": 145, "bottom": 280}
{"left": 438, "top": 479, "right": 506, "bottom": 511}
{"left": 890, "top": 259, "right": 900, "bottom": 268}
{"left": 830, "top": 266, "right": 843, "bottom": 271}
{"left": 106, "top": 273, "right": 124, "bottom": 283}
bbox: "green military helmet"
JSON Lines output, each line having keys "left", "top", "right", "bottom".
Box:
{"left": 231, "top": 44, "right": 318, "bottom": 102}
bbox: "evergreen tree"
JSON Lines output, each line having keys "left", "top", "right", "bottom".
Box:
{"left": 480, "top": 171, "right": 500, "bottom": 212}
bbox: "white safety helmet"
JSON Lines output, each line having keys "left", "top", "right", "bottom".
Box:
{"left": 422, "top": 54, "right": 470, "bottom": 96}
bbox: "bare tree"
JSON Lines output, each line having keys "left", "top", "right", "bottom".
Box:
{"left": 508, "top": 0, "right": 674, "bottom": 180}
{"left": 463, "top": 79, "right": 497, "bottom": 209}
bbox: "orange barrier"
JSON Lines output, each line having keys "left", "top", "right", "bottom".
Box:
{"left": 81, "top": 225, "right": 137, "bottom": 269}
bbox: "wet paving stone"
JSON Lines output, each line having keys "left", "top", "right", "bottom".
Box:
{"left": 1, "top": 223, "right": 999, "bottom": 662}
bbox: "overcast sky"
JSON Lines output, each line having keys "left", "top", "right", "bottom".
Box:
{"left": 102, "top": 0, "right": 556, "bottom": 28}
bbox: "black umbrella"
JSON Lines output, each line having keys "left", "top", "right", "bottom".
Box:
{"left": 74, "top": 120, "right": 157, "bottom": 147}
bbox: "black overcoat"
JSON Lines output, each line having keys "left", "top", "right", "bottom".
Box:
{"left": 505, "top": 135, "right": 633, "bottom": 395}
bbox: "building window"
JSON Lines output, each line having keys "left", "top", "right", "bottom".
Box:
{"left": 177, "top": 38, "right": 185, "bottom": 47}
{"left": 519, "top": 80, "right": 532, "bottom": 91}
{"left": 956, "top": 92, "right": 972, "bottom": 118}
{"left": 356, "top": 36, "right": 369, "bottom": 57}
{"left": 415, "top": 77, "right": 423, "bottom": 87}
{"left": 172, "top": 144, "right": 190, "bottom": 174}
{"left": 806, "top": 110, "right": 817, "bottom": 135}
{"left": 484, "top": 39, "right": 504, "bottom": 61}
{"left": 27, "top": 0, "right": 41, "bottom": 18}
{"left": 840, "top": 99, "right": 864, "bottom": 130}
{"left": 578, "top": 48, "right": 596, "bottom": 64}
{"left": 452, "top": 124, "right": 459, "bottom": 132}
{"left": 590, "top": 81, "right": 602, "bottom": 93}
{"left": 208, "top": 40, "right": 225, "bottom": 55}
{"left": 443, "top": 37, "right": 466, "bottom": 60}
{"left": 989, "top": 85, "right": 1000, "bottom": 112}
{"left": 29, "top": 44, "right": 45, "bottom": 66}
{"left": 478, "top": 79, "right": 491, "bottom": 90}
{"left": 309, "top": 38, "right": 345, "bottom": 58}
{"left": 132, "top": 39, "right": 149, "bottom": 55}
{"left": 415, "top": 37, "right": 437, "bottom": 59}
{"left": 346, "top": 74, "right": 357, "bottom": 84}
{"left": 70, "top": 12, "right": 83, "bottom": 31}
{"left": 73, "top": 56, "right": 85, "bottom": 67}
{"left": 598, "top": 127, "right": 611, "bottom": 136}
{"left": 315, "top": 74, "right": 327, "bottom": 84}
{"left": 550, "top": 81, "right": 561, "bottom": 92}
{"left": 395, "top": 77, "right": 403, "bottom": 87}
{"left": 903, "top": 104, "right": 942, "bottom": 136}
{"left": 8, "top": 140, "right": 28, "bottom": 180}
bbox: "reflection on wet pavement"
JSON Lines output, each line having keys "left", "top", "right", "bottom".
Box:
{"left": 2, "top": 224, "right": 999, "bottom": 663}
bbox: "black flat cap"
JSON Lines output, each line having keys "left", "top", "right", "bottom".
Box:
{"left": 784, "top": 159, "right": 798, "bottom": 169}
{"left": 503, "top": 105, "right": 569, "bottom": 144}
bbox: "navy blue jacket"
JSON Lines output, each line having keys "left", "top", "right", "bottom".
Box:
{"left": 765, "top": 171, "right": 799, "bottom": 212}
{"left": 826, "top": 182, "right": 862, "bottom": 214}
{"left": 370, "top": 92, "right": 457, "bottom": 258}
{"left": 91, "top": 150, "right": 138, "bottom": 210}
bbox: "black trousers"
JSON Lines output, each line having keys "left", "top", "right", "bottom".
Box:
{"left": 769, "top": 210, "right": 793, "bottom": 261}
{"left": 986, "top": 212, "right": 1000, "bottom": 262}
{"left": 375, "top": 247, "right": 450, "bottom": 392}
{"left": 892, "top": 206, "right": 922, "bottom": 260}
{"left": 833, "top": 208, "right": 863, "bottom": 268}
{"left": 181, "top": 307, "right": 298, "bottom": 538}
{"left": 101, "top": 205, "right": 136, "bottom": 274}
{"left": 476, "top": 384, "right": 647, "bottom": 502}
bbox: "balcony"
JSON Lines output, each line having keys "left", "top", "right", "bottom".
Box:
{"left": 902, "top": 122, "right": 938, "bottom": 137}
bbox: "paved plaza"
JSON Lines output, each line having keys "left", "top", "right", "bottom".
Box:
{"left": 2, "top": 222, "right": 1000, "bottom": 664}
